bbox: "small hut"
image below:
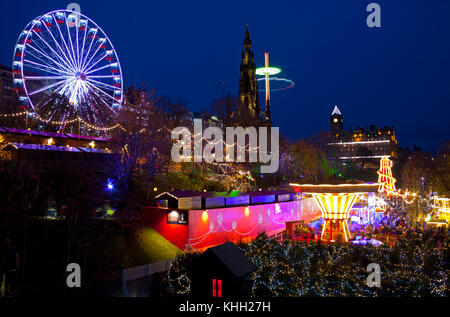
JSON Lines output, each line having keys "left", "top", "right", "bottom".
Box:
{"left": 191, "top": 242, "right": 256, "bottom": 297}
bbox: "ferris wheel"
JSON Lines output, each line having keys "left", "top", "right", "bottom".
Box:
{"left": 12, "top": 9, "right": 123, "bottom": 132}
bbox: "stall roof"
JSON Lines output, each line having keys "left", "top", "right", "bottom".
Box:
{"left": 3, "top": 127, "right": 41, "bottom": 136}
{"left": 64, "top": 133, "right": 109, "bottom": 142}
{"left": 156, "top": 189, "right": 293, "bottom": 200}
{"left": 77, "top": 147, "right": 112, "bottom": 154}
{"left": 246, "top": 190, "right": 291, "bottom": 197}
{"left": 203, "top": 242, "right": 256, "bottom": 278}
{"left": 5, "top": 142, "right": 82, "bottom": 152}
{"left": 155, "top": 190, "right": 205, "bottom": 200}
{"left": 290, "top": 183, "right": 379, "bottom": 193}
{"left": 0, "top": 127, "right": 110, "bottom": 141}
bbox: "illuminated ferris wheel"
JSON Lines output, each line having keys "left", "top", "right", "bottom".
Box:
{"left": 12, "top": 9, "right": 123, "bottom": 132}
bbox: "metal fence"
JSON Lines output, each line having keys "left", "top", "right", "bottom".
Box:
{"left": 122, "top": 259, "right": 173, "bottom": 283}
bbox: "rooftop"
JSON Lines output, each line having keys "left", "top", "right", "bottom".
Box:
{"left": 203, "top": 242, "right": 256, "bottom": 278}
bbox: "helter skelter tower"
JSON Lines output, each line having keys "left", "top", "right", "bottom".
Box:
{"left": 377, "top": 156, "right": 397, "bottom": 196}
{"left": 290, "top": 183, "right": 379, "bottom": 242}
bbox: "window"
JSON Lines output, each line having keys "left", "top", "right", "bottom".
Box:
{"left": 212, "top": 279, "right": 222, "bottom": 297}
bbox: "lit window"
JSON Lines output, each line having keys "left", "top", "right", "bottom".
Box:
{"left": 212, "top": 279, "right": 222, "bottom": 297}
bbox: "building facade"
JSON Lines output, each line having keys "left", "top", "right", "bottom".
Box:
{"left": 0, "top": 64, "right": 17, "bottom": 114}
{"left": 327, "top": 105, "right": 399, "bottom": 168}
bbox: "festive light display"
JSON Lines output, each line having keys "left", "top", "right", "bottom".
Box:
{"left": 186, "top": 198, "right": 321, "bottom": 251}
{"left": 426, "top": 196, "right": 450, "bottom": 226}
{"left": 255, "top": 53, "right": 294, "bottom": 94}
{"left": 375, "top": 156, "right": 417, "bottom": 205}
{"left": 255, "top": 66, "right": 281, "bottom": 76}
{"left": 256, "top": 77, "right": 295, "bottom": 92}
{"left": 290, "top": 183, "right": 379, "bottom": 242}
{"left": 314, "top": 193, "right": 359, "bottom": 242}
{"left": 12, "top": 9, "right": 123, "bottom": 133}
{"left": 170, "top": 231, "right": 448, "bottom": 297}
{"left": 377, "top": 156, "right": 397, "bottom": 195}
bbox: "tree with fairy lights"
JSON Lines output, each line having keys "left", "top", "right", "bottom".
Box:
{"left": 169, "top": 232, "right": 448, "bottom": 297}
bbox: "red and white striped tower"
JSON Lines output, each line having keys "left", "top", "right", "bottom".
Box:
{"left": 377, "top": 156, "right": 396, "bottom": 196}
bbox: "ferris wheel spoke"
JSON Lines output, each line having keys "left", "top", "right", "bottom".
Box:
{"left": 32, "top": 26, "right": 75, "bottom": 73}
{"left": 86, "top": 78, "right": 117, "bottom": 91}
{"left": 23, "top": 58, "right": 73, "bottom": 76}
{"left": 67, "top": 80, "right": 82, "bottom": 106}
{"left": 82, "top": 46, "right": 103, "bottom": 73}
{"left": 38, "top": 21, "right": 77, "bottom": 72}
{"left": 84, "top": 63, "right": 112, "bottom": 75}
{"left": 26, "top": 43, "right": 74, "bottom": 74}
{"left": 64, "top": 12, "right": 79, "bottom": 70}
{"left": 79, "top": 26, "right": 88, "bottom": 73}
{"left": 53, "top": 14, "right": 78, "bottom": 70}
{"left": 81, "top": 98, "right": 104, "bottom": 127}
{"left": 82, "top": 43, "right": 103, "bottom": 73}
{"left": 33, "top": 80, "right": 74, "bottom": 114}
{"left": 84, "top": 81, "right": 117, "bottom": 109}
{"left": 82, "top": 51, "right": 108, "bottom": 74}
{"left": 80, "top": 30, "right": 96, "bottom": 73}
{"left": 84, "top": 81, "right": 115, "bottom": 102}
{"left": 87, "top": 75, "right": 117, "bottom": 79}
{"left": 76, "top": 18, "right": 80, "bottom": 70}
{"left": 24, "top": 75, "right": 71, "bottom": 80}
{"left": 35, "top": 84, "right": 67, "bottom": 112}
{"left": 26, "top": 39, "right": 73, "bottom": 74}
{"left": 29, "top": 37, "right": 73, "bottom": 73}
{"left": 28, "top": 78, "right": 71, "bottom": 96}
{"left": 77, "top": 93, "right": 103, "bottom": 127}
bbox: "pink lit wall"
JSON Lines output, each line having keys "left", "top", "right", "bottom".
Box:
{"left": 187, "top": 198, "right": 321, "bottom": 251}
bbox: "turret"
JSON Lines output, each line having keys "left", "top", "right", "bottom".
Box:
{"left": 330, "top": 105, "right": 343, "bottom": 132}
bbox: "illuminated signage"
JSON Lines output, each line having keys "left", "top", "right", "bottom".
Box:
{"left": 167, "top": 210, "right": 188, "bottom": 225}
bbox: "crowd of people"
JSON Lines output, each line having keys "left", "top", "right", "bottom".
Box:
{"left": 350, "top": 201, "right": 449, "bottom": 247}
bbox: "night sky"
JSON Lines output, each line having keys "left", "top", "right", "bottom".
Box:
{"left": 1, "top": 0, "right": 449, "bottom": 152}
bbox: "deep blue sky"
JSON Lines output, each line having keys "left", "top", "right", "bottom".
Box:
{"left": 1, "top": 0, "right": 449, "bottom": 152}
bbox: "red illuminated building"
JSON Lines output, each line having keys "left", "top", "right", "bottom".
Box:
{"left": 140, "top": 190, "right": 322, "bottom": 251}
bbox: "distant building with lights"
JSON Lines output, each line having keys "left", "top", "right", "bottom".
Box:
{"left": 0, "top": 64, "right": 17, "bottom": 114}
{"left": 327, "top": 105, "right": 398, "bottom": 168}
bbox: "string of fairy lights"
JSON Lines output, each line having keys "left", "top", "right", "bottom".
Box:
{"left": 0, "top": 110, "right": 122, "bottom": 132}
{"left": 0, "top": 110, "right": 259, "bottom": 186}
{"left": 2, "top": 112, "right": 446, "bottom": 212}
{"left": 376, "top": 156, "right": 450, "bottom": 226}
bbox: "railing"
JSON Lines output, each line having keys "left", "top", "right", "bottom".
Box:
{"left": 122, "top": 259, "right": 174, "bottom": 297}
{"left": 122, "top": 259, "right": 173, "bottom": 283}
